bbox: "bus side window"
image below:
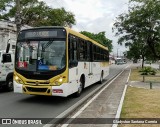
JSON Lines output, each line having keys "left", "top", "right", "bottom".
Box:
{"left": 106, "top": 50, "right": 109, "bottom": 62}
{"left": 69, "top": 35, "right": 78, "bottom": 68}
{"left": 79, "top": 39, "right": 86, "bottom": 61}
{"left": 87, "top": 41, "right": 92, "bottom": 61}
{"left": 93, "top": 45, "right": 96, "bottom": 61}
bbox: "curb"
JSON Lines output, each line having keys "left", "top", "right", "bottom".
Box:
{"left": 112, "top": 68, "right": 131, "bottom": 127}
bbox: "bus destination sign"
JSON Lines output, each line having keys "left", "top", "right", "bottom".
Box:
{"left": 18, "top": 28, "right": 66, "bottom": 40}
{"left": 25, "top": 31, "right": 58, "bottom": 38}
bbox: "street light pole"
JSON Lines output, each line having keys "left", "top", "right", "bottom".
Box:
{"left": 15, "top": 0, "right": 21, "bottom": 36}
{"left": 117, "top": 48, "right": 119, "bottom": 58}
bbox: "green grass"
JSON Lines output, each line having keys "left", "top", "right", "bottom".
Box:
{"left": 119, "top": 66, "right": 160, "bottom": 127}
{"left": 121, "top": 87, "right": 160, "bottom": 118}
{"left": 130, "top": 68, "right": 142, "bottom": 81}
{"left": 119, "top": 87, "right": 160, "bottom": 127}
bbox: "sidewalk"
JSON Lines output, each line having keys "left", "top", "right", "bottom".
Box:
{"left": 67, "top": 68, "right": 131, "bottom": 127}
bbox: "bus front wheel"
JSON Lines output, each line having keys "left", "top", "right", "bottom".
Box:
{"left": 75, "top": 77, "right": 84, "bottom": 97}
{"left": 6, "top": 78, "right": 13, "bottom": 91}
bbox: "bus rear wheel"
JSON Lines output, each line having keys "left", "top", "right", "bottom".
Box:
{"left": 99, "top": 71, "right": 103, "bottom": 84}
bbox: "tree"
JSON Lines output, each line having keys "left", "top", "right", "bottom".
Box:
{"left": 113, "top": 0, "right": 160, "bottom": 60}
{"left": 126, "top": 40, "right": 153, "bottom": 68}
{"left": 0, "top": 0, "right": 76, "bottom": 27}
{"left": 80, "top": 31, "right": 113, "bottom": 52}
{"left": 0, "top": 0, "right": 12, "bottom": 19}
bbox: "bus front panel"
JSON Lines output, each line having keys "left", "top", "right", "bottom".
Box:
{"left": 14, "top": 28, "right": 70, "bottom": 96}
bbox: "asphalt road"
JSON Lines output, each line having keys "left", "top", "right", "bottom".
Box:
{"left": 0, "top": 64, "right": 128, "bottom": 121}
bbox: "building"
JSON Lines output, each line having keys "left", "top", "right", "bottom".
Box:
{"left": 0, "top": 20, "right": 16, "bottom": 51}
{"left": 0, "top": 20, "right": 31, "bottom": 51}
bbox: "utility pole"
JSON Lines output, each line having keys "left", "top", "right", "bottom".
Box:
{"left": 117, "top": 48, "right": 119, "bottom": 58}
{"left": 15, "top": 0, "right": 21, "bottom": 36}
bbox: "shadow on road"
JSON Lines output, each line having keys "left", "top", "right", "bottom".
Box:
{"left": 17, "top": 95, "right": 76, "bottom": 105}
{"left": 0, "top": 87, "right": 13, "bottom": 93}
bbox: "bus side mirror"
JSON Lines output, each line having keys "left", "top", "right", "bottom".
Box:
{"left": 2, "top": 54, "right": 11, "bottom": 63}
{"left": 69, "top": 60, "right": 78, "bottom": 68}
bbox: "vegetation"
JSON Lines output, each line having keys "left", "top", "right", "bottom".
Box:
{"left": 121, "top": 87, "right": 160, "bottom": 118}
{"left": 120, "top": 66, "right": 160, "bottom": 127}
{"left": 0, "top": 0, "right": 76, "bottom": 27}
{"left": 127, "top": 42, "right": 155, "bottom": 68}
{"left": 113, "top": 0, "right": 160, "bottom": 67}
{"left": 130, "top": 67, "right": 160, "bottom": 82}
{"left": 139, "top": 67, "right": 156, "bottom": 75}
{"left": 80, "top": 31, "right": 113, "bottom": 52}
{"left": 130, "top": 68, "right": 143, "bottom": 81}
{"left": 120, "top": 87, "right": 160, "bottom": 127}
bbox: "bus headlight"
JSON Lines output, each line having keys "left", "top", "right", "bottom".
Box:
{"left": 58, "top": 77, "right": 63, "bottom": 82}
{"left": 54, "top": 77, "right": 63, "bottom": 86}
{"left": 14, "top": 75, "right": 23, "bottom": 84}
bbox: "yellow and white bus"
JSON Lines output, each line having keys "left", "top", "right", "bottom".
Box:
{"left": 14, "top": 26, "right": 109, "bottom": 97}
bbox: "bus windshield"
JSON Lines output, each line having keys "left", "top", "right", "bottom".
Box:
{"left": 15, "top": 40, "right": 66, "bottom": 72}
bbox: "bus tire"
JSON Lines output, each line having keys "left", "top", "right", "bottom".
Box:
{"left": 6, "top": 78, "right": 13, "bottom": 91}
{"left": 74, "top": 77, "right": 84, "bottom": 97}
{"left": 99, "top": 71, "right": 104, "bottom": 84}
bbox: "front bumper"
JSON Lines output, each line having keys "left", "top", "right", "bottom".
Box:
{"left": 14, "top": 81, "right": 69, "bottom": 97}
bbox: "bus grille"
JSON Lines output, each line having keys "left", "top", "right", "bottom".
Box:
{"left": 26, "top": 87, "right": 47, "bottom": 92}
{"left": 26, "top": 81, "right": 50, "bottom": 85}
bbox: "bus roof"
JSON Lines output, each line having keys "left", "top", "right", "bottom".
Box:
{"left": 20, "top": 26, "right": 108, "bottom": 50}
{"left": 65, "top": 27, "right": 108, "bottom": 50}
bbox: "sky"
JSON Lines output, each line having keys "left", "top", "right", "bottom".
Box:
{"left": 41, "top": 0, "right": 129, "bottom": 56}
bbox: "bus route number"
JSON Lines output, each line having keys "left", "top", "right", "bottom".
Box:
{"left": 18, "top": 62, "right": 27, "bottom": 68}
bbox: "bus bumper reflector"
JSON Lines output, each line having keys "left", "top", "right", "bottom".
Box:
{"left": 53, "top": 89, "right": 63, "bottom": 93}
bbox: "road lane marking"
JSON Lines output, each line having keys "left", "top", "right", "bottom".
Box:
{"left": 126, "top": 69, "right": 131, "bottom": 84}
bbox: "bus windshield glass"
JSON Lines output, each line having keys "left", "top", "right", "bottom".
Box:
{"left": 15, "top": 40, "right": 66, "bottom": 72}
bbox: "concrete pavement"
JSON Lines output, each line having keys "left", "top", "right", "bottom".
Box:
{"left": 62, "top": 66, "right": 131, "bottom": 127}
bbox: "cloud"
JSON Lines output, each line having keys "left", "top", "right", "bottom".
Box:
{"left": 40, "top": 0, "right": 129, "bottom": 54}
{"left": 64, "top": 0, "right": 104, "bottom": 20}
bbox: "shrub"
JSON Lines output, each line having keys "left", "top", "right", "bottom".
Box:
{"left": 139, "top": 66, "right": 156, "bottom": 75}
